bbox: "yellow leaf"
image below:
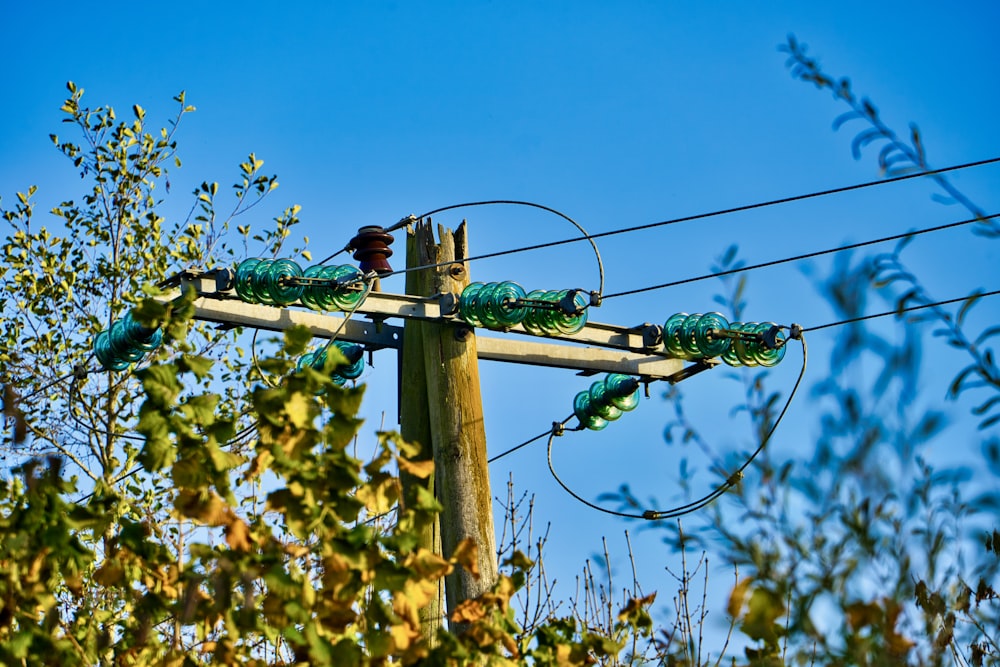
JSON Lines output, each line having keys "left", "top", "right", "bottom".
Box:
{"left": 175, "top": 489, "right": 231, "bottom": 526}
{"left": 450, "top": 598, "right": 487, "bottom": 624}
{"left": 397, "top": 456, "right": 434, "bottom": 479}
{"left": 225, "top": 518, "right": 252, "bottom": 552}
{"left": 356, "top": 476, "right": 398, "bottom": 514}
{"left": 244, "top": 450, "right": 273, "bottom": 482}
{"left": 284, "top": 392, "right": 314, "bottom": 428}
{"left": 389, "top": 617, "right": 419, "bottom": 651}
{"left": 93, "top": 561, "right": 125, "bottom": 587}
{"left": 450, "top": 537, "right": 480, "bottom": 579}
{"left": 618, "top": 592, "right": 657, "bottom": 623}
{"left": 406, "top": 548, "right": 453, "bottom": 580}
{"left": 727, "top": 577, "right": 752, "bottom": 617}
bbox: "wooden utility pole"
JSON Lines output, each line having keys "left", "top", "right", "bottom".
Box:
{"left": 413, "top": 219, "right": 498, "bottom": 617}
{"left": 399, "top": 225, "right": 443, "bottom": 641}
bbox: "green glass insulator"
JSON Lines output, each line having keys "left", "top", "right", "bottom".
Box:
{"left": 267, "top": 258, "right": 304, "bottom": 306}
{"left": 312, "top": 266, "right": 341, "bottom": 310}
{"left": 679, "top": 314, "right": 704, "bottom": 359}
{"left": 122, "top": 311, "right": 162, "bottom": 351}
{"left": 520, "top": 289, "right": 551, "bottom": 335}
{"left": 550, "top": 290, "right": 588, "bottom": 334}
{"left": 727, "top": 322, "right": 760, "bottom": 367}
{"left": 588, "top": 381, "right": 624, "bottom": 421}
{"left": 297, "top": 350, "right": 318, "bottom": 371}
{"left": 720, "top": 322, "right": 743, "bottom": 367}
{"left": 332, "top": 341, "right": 365, "bottom": 380}
{"left": 300, "top": 265, "right": 326, "bottom": 310}
{"left": 603, "top": 374, "right": 640, "bottom": 411}
{"left": 249, "top": 259, "right": 278, "bottom": 305}
{"left": 328, "top": 265, "right": 366, "bottom": 311}
{"left": 459, "top": 282, "right": 485, "bottom": 326}
{"left": 694, "top": 312, "right": 730, "bottom": 359}
{"left": 94, "top": 330, "right": 131, "bottom": 371}
{"left": 485, "top": 281, "right": 527, "bottom": 328}
{"left": 573, "top": 391, "right": 609, "bottom": 431}
{"left": 749, "top": 322, "right": 786, "bottom": 367}
{"left": 739, "top": 322, "right": 762, "bottom": 367}
{"left": 234, "top": 258, "right": 262, "bottom": 303}
{"left": 298, "top": 343, "right": 364, "bottom": 387}
{"left": 108, "top": 319, "right": 145, "bottom": 362}
{"left": 474, "top": 283, "right": 502, "bottom": 330}
{"left": 663, "top": 312, "right": 689, "bottom": 359}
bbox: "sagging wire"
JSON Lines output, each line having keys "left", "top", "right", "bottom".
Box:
{"left": 384, "top": 200, "right": 605, "bottom": 301}
{"left": 546, "top": 329, "right": 808, "bottom": 520}
{"left": 250, "top": 328, "right": 278, "bottom": 388}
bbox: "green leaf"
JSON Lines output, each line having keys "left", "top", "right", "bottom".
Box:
{"left": 739, "top": 587, "right": 785, "bottom": 647}
{"left": 177, "top": 354, "right": 213, "bottom": 380}
{"left": 137, "top": 408, "right": 174, "bottom": 472}
{"left": 284, "top": 324, "right": 313, "bottom": 356}
{"left": 138, "top": 364, "right": 181, "bottom": 408}
{"left": 285, "top": 392, "right": 314, "bottom": 429}
{"left": 180, "top": 393, "right": 220, "bottom": 426}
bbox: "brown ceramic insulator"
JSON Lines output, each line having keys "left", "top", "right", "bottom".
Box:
{"left": 349, "top": 226, "right": 395, "bottom": 275}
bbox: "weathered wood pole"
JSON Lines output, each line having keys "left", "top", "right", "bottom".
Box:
{"left": 399, "top": 225, "right": 443, "bottom": 641}
{"left": 415, "top": 219, "right": 498, "bottom": 617}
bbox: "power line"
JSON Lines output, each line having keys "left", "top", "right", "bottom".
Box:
{"left": 603, "top": 212, "right": 1000, "bottom": 300}
{"left": 487, "top": 419, "right": 571, "bottom": 464}
{"left": 547, "top": 335, "right": 809, "bottom": 520}
{"left": 804, "top": 288, "right": 1000, "bottom": 333}
{"left": 379, "top": 156, "right": 1000, "bottom": 280}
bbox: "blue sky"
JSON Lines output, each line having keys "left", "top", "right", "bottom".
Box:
{"left": 3, "top": 0, "right": 999, "bottom": 635}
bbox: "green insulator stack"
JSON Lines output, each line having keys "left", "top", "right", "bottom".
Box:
{"left": 522, "top": 289, "right": 588, "bottom": 335}
{"left": 573, "top": 373, "right": 641, "bottom": 431}
{"left": 297, "top": 341, "right": 365, "bottom": 387}
{"left": 233, "top": 258, "right": 304, "bottom": 306}
{"left": 662, "top": 312, "right": 732, "bottom": 360}
{"left": 458, "top": 281, "right": 527, "bottom": 329}
{"left": 458, "top": 282, "right": 588, "bottom": 334}
{"left": 299, "top": 264, "right": 366, "bottom": 312}
{"left": 719, "top": 322, "right": 786, "bottom": 367}
{"left": 662, "top": 313, "right": 786, "bottom": 367}
{"left": 94, "top": 310, "right": 163, "bottom": 371}
{"left": 233, "top": 258, "right": 366, "bottom": 311}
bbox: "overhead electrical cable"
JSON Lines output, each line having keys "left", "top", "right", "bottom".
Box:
{"left": 547, "top": 334, "right": 808, "bottom": 520}
{"left": 487, "top": 419, "right": 572, "bottom": 464}
{"left": 373, "top": 156, "right": 1000, "bottom": 280}
{"left": 603, "top": 212, "right": 1000, "bottom": 299}
{"left": 803, "top": 288, "right": 1000, "bottom": 333}
{"left": 4, "top": 360, "right": 95, "bottom": 410}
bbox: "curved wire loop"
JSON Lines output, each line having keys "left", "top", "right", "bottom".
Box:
{"left": 392, "top": 200, "right": 605, "bottom": 300}
{"left": 546, "top": 334, "right": 808, "bottom": 520}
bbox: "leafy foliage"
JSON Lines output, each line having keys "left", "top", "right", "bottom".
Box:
{"left": 0, "top": 87, "right": 658, "bottom": 665}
